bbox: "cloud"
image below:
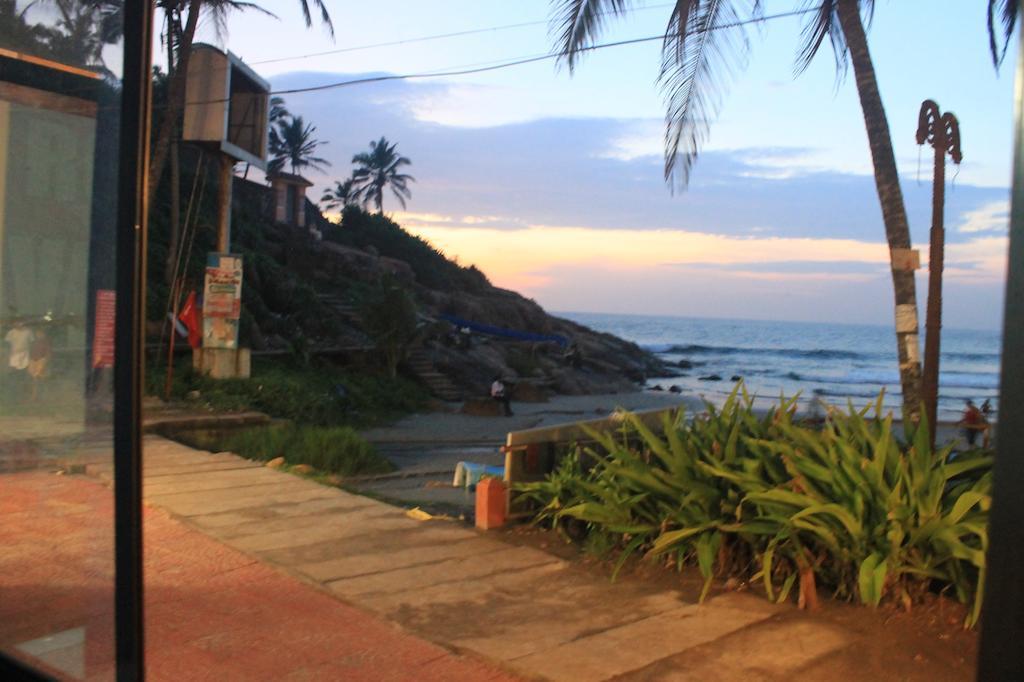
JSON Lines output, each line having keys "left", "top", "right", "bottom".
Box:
{"left": 956, "top": 200, "right": 1009, "bottom": 233}
{"left": 267, "top": 70, "right": 1009, "bottom": 328}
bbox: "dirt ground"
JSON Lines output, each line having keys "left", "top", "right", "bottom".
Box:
{"left": 500, "top": 524, "right": 978, "bottom": 682}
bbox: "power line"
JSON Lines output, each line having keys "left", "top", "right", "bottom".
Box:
{"left": 249, "top": 2, "right": 680, "bottom": 67}
{"left": 268, "top": 8, "right": 814, "bottom": 98}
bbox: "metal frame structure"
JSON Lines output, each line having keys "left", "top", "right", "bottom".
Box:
{"left": 978, "top": 7, "right": 1024, "bottom": 678}
{"left": 0, "top": 0, "right": 153, "bottom": 679}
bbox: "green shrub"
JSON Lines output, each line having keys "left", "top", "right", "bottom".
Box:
{"left": 211, "top": 423, "right": 392, "bottom": 476}
{"left": 151, "top": 357, "right": 429, "bottom": 428}
{"left": 515, "top": 384, "right": 992, "bottom": 626}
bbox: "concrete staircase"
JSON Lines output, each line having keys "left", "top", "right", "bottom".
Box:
{"left": 406, "top": 348, "right": 462, "bottom": 402}
{"left": 315, "top": 292, "right": 360, "bottom": 323}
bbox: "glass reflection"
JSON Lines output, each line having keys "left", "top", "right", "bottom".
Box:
{"left": 0, "top": 1, "right": 123, "bottom": 679}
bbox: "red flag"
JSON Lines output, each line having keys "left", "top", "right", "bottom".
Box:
{"left": 178, "top": 291, "right": 202, "bottom": 349}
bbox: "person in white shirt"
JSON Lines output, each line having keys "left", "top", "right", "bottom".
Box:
{"left": 5, "top": 322, "right": 31, "bottom": 371}
{"left": 490, "top": 375, "right": 513, "bottom": 416}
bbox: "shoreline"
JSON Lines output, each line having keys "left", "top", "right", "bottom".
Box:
{"left": 361, "top": 389, "right": 984, "bottom": 449}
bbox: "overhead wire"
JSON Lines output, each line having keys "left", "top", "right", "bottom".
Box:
{"left": 263, "top": 8, "right": 817, "bottom": 99}
{"left": 248, "top": 2, "right": 681, "bottom": 66}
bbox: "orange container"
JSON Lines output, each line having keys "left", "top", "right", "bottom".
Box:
{"left": 475, "top": 477, "right": 507, "bottom": 530}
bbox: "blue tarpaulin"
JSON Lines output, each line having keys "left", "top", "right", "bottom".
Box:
{"left": 440, "top": 314, "right": 569, "bottom": 347}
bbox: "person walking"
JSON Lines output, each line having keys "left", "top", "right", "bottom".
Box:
{"left": 490, "top": 375, "right": 513, "bottom": 416}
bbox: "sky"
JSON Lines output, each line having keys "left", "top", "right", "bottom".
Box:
{"left": 173, "top": 0, "right": 1017, "bottom": 330}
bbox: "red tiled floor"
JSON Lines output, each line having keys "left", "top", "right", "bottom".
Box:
{"left": 1, "top": 472, "right": 520, "bottom": 680}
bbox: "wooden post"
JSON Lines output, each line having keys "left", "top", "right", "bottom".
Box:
{"left": 916, "top": 100, "right": 961, "bottom": 446}
{"left": 216, "top": 153, "right": 234, "bottom": 252}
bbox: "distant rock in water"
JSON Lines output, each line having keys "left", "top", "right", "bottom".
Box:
{"left": 678, "top": 359, "right": 694, "bottom": 369}
{"left": 668, "top": 385, "right": 682, "bottom": 393}
{"left": 650, "top": 385, "right": 664, "bottom": 391}
{"left": 699, "top": 374, "right": 722, "bottom": 382}
{"left": 730, "top": 375, "right": 741, "bottom": 382}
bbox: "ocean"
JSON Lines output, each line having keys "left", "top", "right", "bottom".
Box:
{"left": 561, "top": 312, "right": 1001, "bottom": 422}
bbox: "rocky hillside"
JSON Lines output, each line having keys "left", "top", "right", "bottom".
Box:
{"left": 147, "top": 170, "right": 672, "bottom": 400}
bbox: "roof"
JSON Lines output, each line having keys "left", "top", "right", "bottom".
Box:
{"left": 267, "top": 172, "right": 314, "bottom": 187}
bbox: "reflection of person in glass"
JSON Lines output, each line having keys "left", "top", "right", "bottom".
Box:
{"left": 5, "top": 319, "right": 32, "bottom": 400}
{"left": 28, "top": 327, "right": 52, "bottom": 401}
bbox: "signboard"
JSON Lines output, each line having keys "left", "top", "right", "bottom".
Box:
{"left": 92, "top": 289, "right": 115, "bottom": 368}
{"left": 202, "top": 253, "right": 243, "bottom": 349}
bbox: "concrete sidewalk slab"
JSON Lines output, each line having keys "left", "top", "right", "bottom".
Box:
{"left": 129, "top": 435, "right": 861, "bottom": 681}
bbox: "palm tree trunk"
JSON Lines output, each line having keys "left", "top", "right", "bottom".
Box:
{"left": 837, "top": 0, "right": 923, "bottom": 420}
{"left": 148, "top": 0, "right": 202, "bottom": 207}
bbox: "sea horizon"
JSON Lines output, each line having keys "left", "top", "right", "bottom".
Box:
{"left": 553, "top": 309, "right": 1004, "bottom": 336}
{"left": 558, "top": 310, "right": 1002, "bottom": 422}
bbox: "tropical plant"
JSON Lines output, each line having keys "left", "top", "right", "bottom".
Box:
{"left": 321, "top": 178, "right": 358, "bottom": 212}
{"left": 359, "top": 278, "right": 418, "bottom": 378}
{"left": 268, "top": 115, "right": 330, "bottom": 176}
{"left": 269, "top": 96, "right": 290, "bottom": 124}
{"left": 516, "top": 385, "right": 992, "bottom": 626}
{"left": 549, "top": 0, "right": 924, "bottom": 420}
{"left": 5, "top": 0, "right": 121, "bottom": 73}
{"left": 350, "top": 137, "right": 415, "bottom": 214}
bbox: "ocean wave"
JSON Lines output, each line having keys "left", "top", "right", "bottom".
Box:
{"left": 645, "top": 343, "right": 870, "bottom": 361}
{"left": 945, "top": 351, "right": 1001, "bottom": 362}
{"left": 785, "top": 370, "right": 999, "bottom": 390}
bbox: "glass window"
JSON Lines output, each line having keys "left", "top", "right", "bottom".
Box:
{"left": 0, "top": 2, "right": 126, "bottom": 678}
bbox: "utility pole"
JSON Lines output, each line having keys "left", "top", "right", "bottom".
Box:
{"left": 916, "top": 99, "right": 962, "bottom": 447}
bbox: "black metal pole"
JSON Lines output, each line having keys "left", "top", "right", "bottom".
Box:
{"left": 977, "top": 9, "right": 1024, "bottom": 680}
{"left": 114, "top": 1, "right": 154, "bottom": 680}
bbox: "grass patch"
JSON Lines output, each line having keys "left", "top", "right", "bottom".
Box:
{"left": 150, "top": 356, "right": 429, "bottom": 428}
{"left": 173, "top": 423, "right": 394, "bottom": 477}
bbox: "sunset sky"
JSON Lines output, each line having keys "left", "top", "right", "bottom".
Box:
{"left": 175, "top": 0, "right": 1015, "bottom": 330}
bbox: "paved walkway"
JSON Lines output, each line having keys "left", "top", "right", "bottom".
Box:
{"left": 79, "top": 435, "right": 864, "bottom": 681}
{"left": 1, "top": 470, "right": 518, "bottom": 681}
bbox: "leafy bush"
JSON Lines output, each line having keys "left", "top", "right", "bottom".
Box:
{"left": 360, "top": 278, "right": 418, "bottom": 378}
{"left": 178, "top": 423, "right": 392, "bottom": 477}
{"left": 152, "top": 357, "right": 429, "bottom": 428}
{"left": 515, "top": 384, "right": 992, "bottom": 626}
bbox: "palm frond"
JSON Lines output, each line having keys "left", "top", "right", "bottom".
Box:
{"left": 658, "top": 0, "right": 759, "bottom": 189}
{"left": 550, "top": 0, "right": 633, "bottom": 72}
{"left": 988, "top": 0, "right": 1018, "bottom": 68}
{"left": 298, "top": 0, "right": 334, "bottom": 37}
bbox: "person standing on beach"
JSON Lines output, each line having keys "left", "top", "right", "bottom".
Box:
{"left": 960, "top": 400, "right": 984, "bottom": 447}
{"left": 491, "top": 375, "right": 513, "bottom": 416}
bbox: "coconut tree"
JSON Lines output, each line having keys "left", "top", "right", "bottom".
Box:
{"left": 551, "top": 0, "right": 925, "bottom": 419}
{"left": 268, "top": 115, "right": 330, "bottom": 176}
{"left": 321, "top": 178, "right": 358, "bottom": 212}
{"left": 350, "top": 137, "right": 415, "bottom": 214}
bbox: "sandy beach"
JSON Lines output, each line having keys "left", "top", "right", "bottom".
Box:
{"left": 360, "top": 391, "right": 705, "bottom": 445}
{"left": 361, "top": 389, "right": 980, "bottom": 448}
{"left": 353, "top": 389, "right": 984, "bottom": 514}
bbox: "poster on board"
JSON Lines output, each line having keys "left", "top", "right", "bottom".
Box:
{"left": 202, "top": 253, "right": 243, "bottom": 349}
{"left": 92, "top": 289, "right": 115, "bottom": 368}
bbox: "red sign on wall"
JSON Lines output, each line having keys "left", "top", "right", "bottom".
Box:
{"left": 92, "top": 289, "right": 115, "bottom": 368}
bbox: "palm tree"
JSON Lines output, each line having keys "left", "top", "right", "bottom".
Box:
{"left": 321, "top": 178, "right": 358, "bottom": 213}
{"left": 551, "top": 0, "right": 925, "bottom": 419}
{"left": 268, "top": 115, "right": 330, "bottom": 176}
{"left": 350, "top": 137, "right": 415, "bottom": 214}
